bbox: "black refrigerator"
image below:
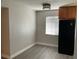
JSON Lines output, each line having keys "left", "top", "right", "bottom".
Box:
{"left": 58, "top": 19, "right": 75, "bottom": 55}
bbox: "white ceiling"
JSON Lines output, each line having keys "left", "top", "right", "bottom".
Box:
{"left": 16, "top": 0, "right": 76, "bottom": 10}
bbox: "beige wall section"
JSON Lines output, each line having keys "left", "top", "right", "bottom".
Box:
{"left": 36, "top": 10, "right": 58, "bottom": 46}
{"left": 1, "top": 7, "right": 10, "bottom": 57}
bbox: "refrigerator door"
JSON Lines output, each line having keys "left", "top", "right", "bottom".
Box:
{"left": 58, "top": 20, "right": 75, "bottom": 55}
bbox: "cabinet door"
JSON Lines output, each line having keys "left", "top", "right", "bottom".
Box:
{"left": 59, "top": 6, "right": 76, "bottom": 20}
{"left": 58, "top": 20, "right": 75, "bottom": 55}
{"left": 68, "top": 6, "right": 76, "bottom": 19}
{"left": 59, "top": 7, "right": 68, "bottom": 20}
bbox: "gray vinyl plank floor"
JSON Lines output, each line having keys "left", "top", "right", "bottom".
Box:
{"left": 13, "top": 44, "right": 73, "bottom": 59}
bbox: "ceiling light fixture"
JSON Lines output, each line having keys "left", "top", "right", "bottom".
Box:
{"left": 42, "top": 3, "right": 51, "bottom": 10}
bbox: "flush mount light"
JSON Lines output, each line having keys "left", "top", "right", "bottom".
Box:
{"left": 42, "top": 3, "right": 51, "bottom": 10}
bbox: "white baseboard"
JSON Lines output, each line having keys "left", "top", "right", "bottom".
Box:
{"left": 36, "top": 42, "right": 58, "bottom": 47}
{"left": 10, "top": 43, "right": 36, "bottom": 59}
{"left": 2, "top": 54, "right": 9, "bottom": 59}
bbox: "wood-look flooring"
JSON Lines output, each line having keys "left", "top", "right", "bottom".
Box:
{"left": 13, "top": 45, "right": 73, "bottom": 59}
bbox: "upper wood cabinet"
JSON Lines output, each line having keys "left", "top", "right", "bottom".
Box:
{"left": 59, "top": 6, "right": 77, "bottom": 20}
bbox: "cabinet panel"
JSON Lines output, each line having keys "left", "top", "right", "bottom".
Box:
{"left": 58, "top": 20, "right": 75, "bottom": 55}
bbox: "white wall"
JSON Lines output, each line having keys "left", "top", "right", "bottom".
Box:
{"left": 9, "top": 1, "right": 36, "bottom": 55}
{"left": 36, "top": 10, "right": 58, "bottom": 46}
{"left": 73, "top": 23, "right": 77, "bottom": 59}
{"left": 1, "top": 0, "right": 9, "bottom": 7}
{"left": 2, "top": 0, "right": 36, "bottom": 57}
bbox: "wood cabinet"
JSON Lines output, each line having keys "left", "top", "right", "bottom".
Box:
{"left": 59, "top": 6, "right": 76, "bottom": 20}
{"left": 1, "top": 7, "right": 10, "bottom": 58}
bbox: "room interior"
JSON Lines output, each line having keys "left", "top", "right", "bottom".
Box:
{"left": 1, "top": 0, "right": 77, "bottom": 59}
